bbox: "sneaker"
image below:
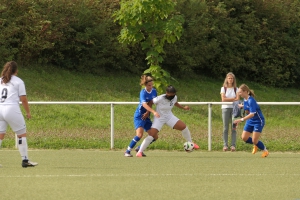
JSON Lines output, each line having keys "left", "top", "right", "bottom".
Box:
{"left": 136, "top": 152, "right": 143, "bottom": 157}
{"left": 230, "top": 146, "right": 236, "bottom": 152}
{"left": 223, "top": 146, "right": 228, "bottom": 151}
{"left": 135, "top": 147, "right": 146, "bottom": 156}
{"left": 193, "top": 143, "right": 200, "bottom": 150}
{"left": 261, "top": 150, "right": 269, "bottom": 158}
{"left": 124, "top": 152, "right": 133, "bottom": 157}
{"left": 252, "top": 145, "right": 258, "bottom": 154}
{"left": 22, "top": 160, "right": 38, "bottom": 168}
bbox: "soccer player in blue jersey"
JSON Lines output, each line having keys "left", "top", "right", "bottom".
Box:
{"left": 234, "top": 84, "right": 269, "bottom": 157}
{"left": 124, "top": 75, "right": 160, "bottom": 157}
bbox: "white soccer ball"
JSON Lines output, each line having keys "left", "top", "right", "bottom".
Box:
{"left": 183, "top": 141, "right": 194, "bottom": 153}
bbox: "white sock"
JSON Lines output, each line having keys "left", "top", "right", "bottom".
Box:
{"left": 138, "top": 136, "right": 154, "bottom": 153}
{"left": 182, "top": 127, "right": 192, "bottom": 142}
{"left": 18, "top": 137, "right": 29, "bottom": 160}
{"left": 0, "top": 139, "right": 2, "bottom": 148}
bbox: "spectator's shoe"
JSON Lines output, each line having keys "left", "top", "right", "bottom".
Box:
{"left": 135, "top": 147, "right": 146, "bottom": 156}
{"left": 223, "top": 146, "right": 228, "bottom": 151}
{"left": 124, "top": 152, "right": 133, "bottom": 157}
{"left": 136, "top": 152, "right": 144, "bottom": 157}
{"left": 252, "top": 145, "right": 258, "bottom": 154}
{"left": 22, "top": 160, "right": 38, "bottom": 168}
{"left": 193, "top": 143, "right": 200, "bottom": 150}
{"left": 261, "top": 150, "right": 269, "bottom": 158}
{"left": 230, "top": 146, "right": 236, "bottom": 152}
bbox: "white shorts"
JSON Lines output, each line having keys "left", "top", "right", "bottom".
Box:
{"left": 0, "top": 105, "right": 26, "bottom": 134}
{"left": 152, "top": 115, "right": 179, "bottom": 131}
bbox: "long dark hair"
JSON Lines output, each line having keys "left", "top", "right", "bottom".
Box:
{"left": 1, "top": 61, "right": 18, "bottom": 84}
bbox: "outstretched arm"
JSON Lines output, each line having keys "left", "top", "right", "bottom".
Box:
{"left": 175, "top": 102, "right": 190, "bottom": 110}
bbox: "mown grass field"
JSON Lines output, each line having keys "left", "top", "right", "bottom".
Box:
{"left": 1, "top": 65, "right": 300, "bottom": 151}
{"left": 1, "top": 150, "right": 300, "bottom": 200}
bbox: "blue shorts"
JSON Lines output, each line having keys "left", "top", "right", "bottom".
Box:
{"left": 134, "top": 115, "right": 152, "bottom": 132}
{"left": 243, "top": 122, "right": 264, "bottom": 133}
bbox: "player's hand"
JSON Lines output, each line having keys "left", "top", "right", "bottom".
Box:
{"left": 153, "top": 111, "right": 160, "bottom": 118}
{"left": 183, "top": 106, "right": 190, "bottom": 110}
{"left": 26, "top": 113, "right": 31, "bottom": 119}
{"left": 141, "top": 112, "right": 149, "bottom": 120}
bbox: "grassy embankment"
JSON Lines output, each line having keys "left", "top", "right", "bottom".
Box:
{"left": 2, "top": 65, "right": 300, "bottom": 151}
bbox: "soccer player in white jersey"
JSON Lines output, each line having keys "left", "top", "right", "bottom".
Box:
{"left": 136, "top": 85, "right": 199, "bottom": 157}
{"left": 234, "top": 84, "right": 269, "bottom": 158}
{"left": 124, "top": 75, "right": 160, "bottom": 157}
{"left": 0, "top": 61, "right": 38, "bottom": 167}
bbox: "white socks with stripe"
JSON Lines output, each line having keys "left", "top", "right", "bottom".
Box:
{"left": 18, "top": 137, "right": 29, "bottom": 160}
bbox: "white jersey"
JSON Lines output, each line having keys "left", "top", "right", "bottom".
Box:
{"left": 220, "top": 87, "right": 237, "bottom": 109}
{"left": 0, "top": 75, "right": 26, "bottom": 104}
{"left": 153, "top": 94, "right": 177, "bottom": 119}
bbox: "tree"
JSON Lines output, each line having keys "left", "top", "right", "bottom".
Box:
{"left": 113, "top": 0, "right": 184, "bottom": 93}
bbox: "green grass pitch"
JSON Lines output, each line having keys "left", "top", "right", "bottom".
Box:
{"left": 1, "top": 149, "right": 300, "bottom": 200}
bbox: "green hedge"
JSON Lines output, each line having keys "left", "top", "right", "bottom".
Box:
{"left": 0, "top": 0, "right": 299, "bottom": 87}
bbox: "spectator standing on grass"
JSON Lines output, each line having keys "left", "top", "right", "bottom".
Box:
{"left": 0, "top": 61, "right": 38, "bottom": 167}
{"left": 136, "top": 85, "right": 199, "bottom": 157}
{"left": 233, "top": 84, "right": 269, "bottom": 158}
{"left": 220, "top": 72, "right": 240, "bottom": 152}
{"left": 124, "top": 75, "right": 160, "bottom": 157}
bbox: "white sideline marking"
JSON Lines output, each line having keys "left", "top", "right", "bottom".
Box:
{"left": 1, "top": 173, "right": 300, "bottom": 178}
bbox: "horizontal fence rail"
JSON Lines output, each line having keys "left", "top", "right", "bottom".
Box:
{"left": 15, "top": 101, "right": 300, "bottom": 150}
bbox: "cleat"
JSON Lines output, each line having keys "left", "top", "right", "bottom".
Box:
{"left": 22, "top": 160, "right": 38, "bottom": 168}
{"left": 136, "top": 152, "right": 143, "bottom": 157}
{"left": 124, "top": 152, "right": 133, "bottom": 157}
{"left": 252, "top": 145, "right": 258, "bottom": 154}
{"left": 135, "top": 146, "right": 146, "bottom": 156}
{"left": 223, "top": 146, "right": 228, "bottom": 152}
{"left": 230, "top": 146, "right": 236, "bottom": 152}
{"left": 193, "top": 143, "right": 200, "bottom": 150}
{"left": 261, "top": 150, "right": 269, "bottom": 158}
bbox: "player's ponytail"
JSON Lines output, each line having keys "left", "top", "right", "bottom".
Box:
{"left": 1, "top": 61, "right": 18, "bottom": 84}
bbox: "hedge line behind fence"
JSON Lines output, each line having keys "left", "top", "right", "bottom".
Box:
{"left": 0, "top": 0, "right": 300, "bottom": 87}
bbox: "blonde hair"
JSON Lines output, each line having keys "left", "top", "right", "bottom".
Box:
{"left": 140, "top": 74, "right": 153, "bottom": 86}
{"left": 239, "top": 84, "right": 255, "bottom": 97}
{"left": 222, "top": 72, "right": 237, "bottom": 88}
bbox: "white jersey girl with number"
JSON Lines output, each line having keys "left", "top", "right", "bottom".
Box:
{"left": 0, "top": 61, "right": 38, "bottom": 167}
{"left": 136, "top": 85, "right": 199, "bottom": 157}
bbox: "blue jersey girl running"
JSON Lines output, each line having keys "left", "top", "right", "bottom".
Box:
{"left": 234, "top": 84, "right": 269, "bottom": 158}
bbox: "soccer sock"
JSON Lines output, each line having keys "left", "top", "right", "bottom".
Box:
{"left": 181, "top": 127, "right": 192, "bottom": 142}
{"left": 126, "top": 136, "right": 141, "bottom": 152}
{"left": 138, "top": 135, "right": 154, "bottom": 153}
{"left": 245, "top": 137, "right": 253, "bottom": 144}
{"left": 256, "top": 140, "right": 266, "bottom": 150}
{"left": 18, "top": 137, "right": 29, "bottom": 160}
{"left": 0, "top": 139, "right": 2, "bottom": 148}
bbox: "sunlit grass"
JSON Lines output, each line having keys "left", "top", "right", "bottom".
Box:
{"left": 2, "top": 65, "right": 300, "bottom": 151}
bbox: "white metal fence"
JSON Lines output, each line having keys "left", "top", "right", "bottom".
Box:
{"left": 16, "top": 101, "right": 300, "bottom": 150}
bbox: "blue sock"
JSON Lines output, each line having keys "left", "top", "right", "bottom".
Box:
{"left": 126, "top": 136, "right": 140, "bottom": 153}
{"left": 256, "top": 141, "right": 265, "bottom": 150}
{"left": 245, "top": 137, "right": 253, "bottom": 144}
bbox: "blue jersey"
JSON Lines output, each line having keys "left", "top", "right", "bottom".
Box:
{"left": 134, "top": 88, "right": 157, "bottom": 117}
{"left": 245, "top": 96, "right": 265, "bottom": 125}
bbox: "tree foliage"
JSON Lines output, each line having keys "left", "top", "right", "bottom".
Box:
{"left": 113, "top": 0, "right": 184, "bottom": 93}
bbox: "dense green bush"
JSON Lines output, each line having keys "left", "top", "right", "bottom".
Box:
{"left": 0, "top": 0, "right": 299, "bottom": 87}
